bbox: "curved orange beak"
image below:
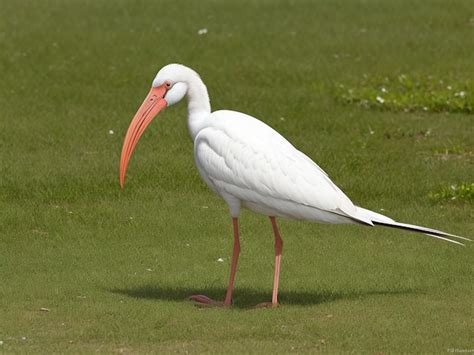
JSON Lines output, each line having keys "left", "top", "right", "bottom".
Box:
{"left": 119, "top": 84, "right": 168, "bottom": 188}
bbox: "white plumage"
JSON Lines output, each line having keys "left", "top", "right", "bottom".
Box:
{"left": 194, "top": 110, "right": 363, "bottom": 224}
{"left": 119, "top": 64, "right": 469, "bottom": 307}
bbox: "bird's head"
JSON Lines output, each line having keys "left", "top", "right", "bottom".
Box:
{"left": 152, "top": 64, "right": 189, "bottom": 106}
{"left": 119, "top": 64, "right": 190, "bottom": 188}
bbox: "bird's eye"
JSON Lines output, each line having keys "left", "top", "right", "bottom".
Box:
{"left": 165, "top": 81, "right": 172, "bottom": 88}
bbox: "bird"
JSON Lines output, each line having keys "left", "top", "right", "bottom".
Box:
{"left": 119, "top": 63, "right": 469, "bottom": 308}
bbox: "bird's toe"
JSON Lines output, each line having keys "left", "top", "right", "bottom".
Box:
{"left": 189, "top": 294, "right": 228, "bottom": 307}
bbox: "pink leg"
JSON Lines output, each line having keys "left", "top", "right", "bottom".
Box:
{"left": 256, "top": 216, "right": 283, "bottom": 308}
{"left": 189, "top": 217, "right": 240, "bottom": 307}
{"left": 224, "top": 217, "right": 240, "bottom": 305}
{"left": 270, "top": 216, "right": 283, "bottom": 305}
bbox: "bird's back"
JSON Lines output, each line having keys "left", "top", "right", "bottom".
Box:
{"left": 194, "top": 110, "right": 372, "bottom": 225}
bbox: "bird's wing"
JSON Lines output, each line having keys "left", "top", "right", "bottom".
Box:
{"left": 194, "top": 110, "right": 372, "bottom": 224}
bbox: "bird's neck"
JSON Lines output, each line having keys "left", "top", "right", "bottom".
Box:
{"left": 186, "top": 75, "right": 211, "bottom": 141}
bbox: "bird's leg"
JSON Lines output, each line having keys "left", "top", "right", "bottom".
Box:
{"left": 271, "top": 216, "right": 283, "bottom": 305}
{"left": 256, "top": 216, "right": 283, "bottom": 308}
{"left": 189, "top": 217, "right": 240, "bottom": 307}
{"left": 224, "top": 217, "right": 240, "bottom": 305}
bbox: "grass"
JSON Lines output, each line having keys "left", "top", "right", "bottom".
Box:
{"left": 334, "top": 74, "right": 473, "bottom": 113}
{"left": 429, "top": 183, "right": 474, "bottom": 203}
{"left": 0, "top": 0, "right": 473, "bottom": 353}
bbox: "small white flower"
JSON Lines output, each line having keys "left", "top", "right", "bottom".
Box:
{"left": 202, "top": 206, "right": 209, "bottom": 209}
{"left": 381, "top": 87, "right": 387, "bottom": 93}
{"left": 146, "top": 268, "right": 153, "bottom": 272}
{"left": 108, "top": 130, "right": 114, "bottom": 135}
{"left": 459, "top": 91, "right": 466, "bottom": 98}
{"left": 423, "top": 106, "right": 428, "bottom": 111}
{"left": 21, "top": 337, "right": 27, "bottom": 341}
{"left": 376, "top": 96, "right": 385, "bottom": 104}
{"left": 197, "top": 28, "right": 208, "bottom": 35}
{"left": 217, "top": 258, "right": 224, "bottom": 262}
{"left": 280, "top": 117, "right": 285, "bottom": 121}
{"left": 0, "top": 341, "right": 3, "bottom": 345}
{"left": 185, "top": 243, "right": 190, "bottom": 247}
{"left": 447, "top": 86, "right": 452, "bottom": 90}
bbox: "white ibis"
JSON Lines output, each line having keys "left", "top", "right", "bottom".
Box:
{"left": 119, "top": 64, "right": 469, "bottom": 307}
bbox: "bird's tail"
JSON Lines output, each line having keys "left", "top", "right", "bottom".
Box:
{"left": 356, "top": 207, "right": 471, "bottom": 246}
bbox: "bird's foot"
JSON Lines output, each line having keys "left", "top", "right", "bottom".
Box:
{"left": 255, "top": 301, "right": 279, "bottom": 309}
{"left": 189, "top": 295, "right": 230, "bottom": 308}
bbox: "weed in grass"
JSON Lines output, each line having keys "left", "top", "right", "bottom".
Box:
{"left": 432, "top": 144, "right": 468, "bottom": 156}
{"left": 428, "top": 183, "right": 474, "bottom": 203}
{"left": 431, "top": 145, "right": 474, "bottom": 162}
{"left": 334, "top": 75, "right": 473, "bottom": 114}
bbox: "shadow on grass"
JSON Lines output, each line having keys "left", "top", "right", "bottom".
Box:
{"left": 110, "top": 285, "right": 422, "bottom": 309}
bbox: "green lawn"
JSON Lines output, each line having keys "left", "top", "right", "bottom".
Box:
{"left": 1, "top": 0, "right": 473, "bottom": 353}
